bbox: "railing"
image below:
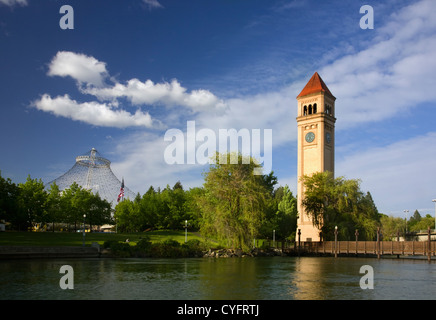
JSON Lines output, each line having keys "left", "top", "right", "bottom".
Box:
{"left": 296, "top": 240, "right": 435, "bottom": 261}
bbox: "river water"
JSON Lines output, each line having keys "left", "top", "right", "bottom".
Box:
{"left": 0, "top": 257, "right": 434, "bottom": 300}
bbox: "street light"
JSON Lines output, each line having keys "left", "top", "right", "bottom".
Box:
{"left": 334, "top": 226, "right": 338, "bottom": 258}
{"left": 432, "top": 199, "right": 436, "bottom": 231}
{"left": 82, "top": 214, "right": 86, "bottom": 247}
{"left": 185, "top": 220, "right": 188, "bottom": 243}
{"left": 403, "top": 210, "right": 409, "bottom": 235}
{"left": 273, "top": 230, "right": 275, "bottom": 248}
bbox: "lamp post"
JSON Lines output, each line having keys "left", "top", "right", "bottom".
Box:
{"left": 82, "top": 214, "right": 86, "bottom": 247}
{"left": 297, "top": 229, "right": 301, "bottom": 255}
{"left": 185, "top": 220, "right": 188, "bottom": 243}
{"left": 432, "top": 199, "right": 436, "bottom": 231}
{"left": 403, "top": 209, "right": 409, "bottom": 236}
{"left": 334, "top": 226, "right": 338, "bottom": 258}
{"left": 273, "top": 230, "right": 275, "bottom": 248}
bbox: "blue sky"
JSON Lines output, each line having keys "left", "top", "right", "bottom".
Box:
{"left": 1, "top": 0, "right": 436, "bottom": 218}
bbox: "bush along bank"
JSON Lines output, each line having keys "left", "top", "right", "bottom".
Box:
{"left": 102, "top": 237, "right": 288, "bottom": 258}
{"left": 102, "top": 238, "right": 207, "bottom": 258}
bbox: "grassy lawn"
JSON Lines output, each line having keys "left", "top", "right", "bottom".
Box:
{"left": 0, "top": 230, "right": 205, "bottom": 247}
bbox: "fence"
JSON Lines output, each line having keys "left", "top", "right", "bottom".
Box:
{"left": 299, "top": 240, "right": 435, "bottom": 258}
{"left": 291, "top": 226, "right": 435, "bottom": 261}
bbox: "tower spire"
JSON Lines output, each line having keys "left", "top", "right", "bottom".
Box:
{"left": 297, "top": 72, "right": 335, "bottom": 99}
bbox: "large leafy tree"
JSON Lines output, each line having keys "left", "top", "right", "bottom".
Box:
{"left": 46, "top": 182, "right": 62, "bottom": 231}
{"left": 301, "top": 171, "right": 380, "bottom": 240}
{"left": 0, "top": 171, "right": 20, "bottom": 228}
{"left": 275, "top": 185, "right": 298, "bottom": 240}
{"left": 114, "top": 199, "right": 137, "bottom": 232}
{"left": 85, "top": 191, "right": 112, "bottom": 229}
{"left": 198, "top": 152, "right": 276, "bottom": 251}
{"left": 17, "top": 175, "right": 48, "bottom": 230}
{"left": 60, "top": 182, "right": 112, "bottom": 231}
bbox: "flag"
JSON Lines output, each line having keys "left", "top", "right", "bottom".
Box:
{"left": 117, "top": 178, "right": 124, "bottom": 202}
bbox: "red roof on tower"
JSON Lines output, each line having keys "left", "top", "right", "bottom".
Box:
{"left": 297, "top": 72, "right": 335, "bottom": 99}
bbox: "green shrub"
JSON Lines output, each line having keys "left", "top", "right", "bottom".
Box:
{"left": 133, "top": 237, "right": 153, "bottom": 257}
{"left": 136, "top": 236, "right": 152, "bottom": 250}
{"left": 150, "top": 239, "right": 182, "bottom": 258}
{"left": 103, "top": 240, "right": 119, "bottom": 249}
{"left": 103, "top": 240, "right": 132, "bottom": 257}
{"left": 161, "top": 239, "right": 180, "bottom": 247}
{"left": 181, "top": 239, "right": 207, "bottom": 257}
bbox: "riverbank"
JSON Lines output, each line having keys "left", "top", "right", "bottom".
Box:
{"left": 0, "top": 239, "right": 288, "bottom": 259}
{"left": 0, "top": 245, "right": 100, "bottom": 259}
{"left": 1, "top": 244, "right": 434, "bottom": 260}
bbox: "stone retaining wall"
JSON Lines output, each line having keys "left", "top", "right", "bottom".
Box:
{"left": 0, "top": 246, "right": 99, "bottom": 259}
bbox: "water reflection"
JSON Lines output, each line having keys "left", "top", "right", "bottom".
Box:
{"left": 0, "top": 257, "right": 434, "bottom": 300}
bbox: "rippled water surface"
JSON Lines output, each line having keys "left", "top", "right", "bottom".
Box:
{"left": 0, "top": 257, "right": 434, "bottom": 300}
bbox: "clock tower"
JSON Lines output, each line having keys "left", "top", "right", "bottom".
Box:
{"left": 296, "top": 72, "right": 336, "bottom": 242}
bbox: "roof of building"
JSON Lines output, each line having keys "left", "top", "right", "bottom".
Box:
{"left": 297, "top": 72, "right": 335, "bottom": 99}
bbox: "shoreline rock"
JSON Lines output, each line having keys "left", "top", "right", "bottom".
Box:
{"left": 202, "top": 247, "right": 286, "bottom": 258}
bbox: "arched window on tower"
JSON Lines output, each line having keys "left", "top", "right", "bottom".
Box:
{"left": 303, "top": 105, "right": 307, "bottom": 116}
{"left": 313, "top": 103, "right": 317, "bottom": 114}
{"left": 308, "top": 105, "right": 312, "bottom": 115}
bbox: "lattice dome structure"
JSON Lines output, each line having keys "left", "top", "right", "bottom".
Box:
{"left": 47, "top": 148, "right": 135, "bottom": 205}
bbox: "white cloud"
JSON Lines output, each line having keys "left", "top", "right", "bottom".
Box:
{"left": 337, "top": 132, "right": 436, "bottom": 216}
{"left": 85, "top": 78, "right": 227, "bottom": 113}
{"left": 47, "top": 51, "right": 109, "bottom": 88}
{"left": 32, "top": 94, "right": 157, "bottom": 128}
{"left": 36, "top": 51, "right": 228, "bottom": 128}
{"left": 183, "top": 0, "right": 436, "bottom": 151}
{"left": 45, "top": 51, "right": 227, "bottom": 116}
{"left": 320, "top": 0, "right": 436, "bottom": 128}
{"left": 142, "top": 0, "right": 163, "bottom": 10}
{"left": 110, "top": 132, "right": 204, "bottom": 193}
{"left": 0, "top": 0, "right": 27, "bottom": 6}
{"left": 36, "top": 0, "right": 436, "bottom": 208}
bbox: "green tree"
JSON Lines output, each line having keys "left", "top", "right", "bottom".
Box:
{"left": 184, "top": 187, "right": 205, "bottom": 230}
{"left": 408, "top": 209, "right": 422, "bottom": 230}
{"left": 85, "top": 192, "right": 112, "bottom": 229}
{"left": 169, "top": 184, "right": 188, "bottom": 229}
{"left": 114, "top": 199, "right": 136, "bottom": 232}
{"left": 380, "top": 214, "right": 406, "bottom": 240}
{"left": 140, "top": 186, "right": 160, "bottom": 229}
{"left": 60, "top": 182, "right": 110, "bottom": 231}
{"left": 0, "top": 171, "right": 19, "bottom": 227}
{"left": 46, "top": 182, "right": 62, "bottom": 231}
{"left": 410, "top": 214, "right": 435, "bottom": 232}
{"left": 198, "top": 152, "right": 275, "bottom": 251}
{"left": 275, "top": 185, "right": 298, "bottom": 241}
{"left": 17, "top": 175, "right": 48, "bottom": 230}
{"left": 301, "top": 171, "right": 380, "bottom": 240}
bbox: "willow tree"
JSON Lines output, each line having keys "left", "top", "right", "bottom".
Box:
{"left": 301, "top": 171, "right": 380, "bottom": 240}
{"left": 198, "top": 153, "right": 275, "bottom": 251}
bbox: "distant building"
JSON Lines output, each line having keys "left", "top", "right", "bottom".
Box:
{"left": 46, "top": 148, "right": 135, "bottom": 206}
{"left": 296, "top": 72, "right": 336, "bottom": 242}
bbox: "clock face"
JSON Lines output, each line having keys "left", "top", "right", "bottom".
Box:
{"left": 326, "top": 132, "right": 331, "bottom": 144}
{"left": 305, "top": 132, "right": 315, "bottom": 143}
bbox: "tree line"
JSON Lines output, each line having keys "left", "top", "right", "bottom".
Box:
{"left": 0, "top": 172, "right": 112, "bottom": 231}
{"left": 3, "top": 152, "right": 429, "bottom": 249}
{"left": 114, "top": 155, "right": 299, "bottom": 252}
{"left": 380, "top": 210, "right": 435, "bottom": 240}
{"left": 300, "top": 171, "right": 435, "bottom": 241}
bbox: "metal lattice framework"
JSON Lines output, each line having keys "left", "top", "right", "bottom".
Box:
{"left": 47, "top": 148, "right": 135, "bottom": 205}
